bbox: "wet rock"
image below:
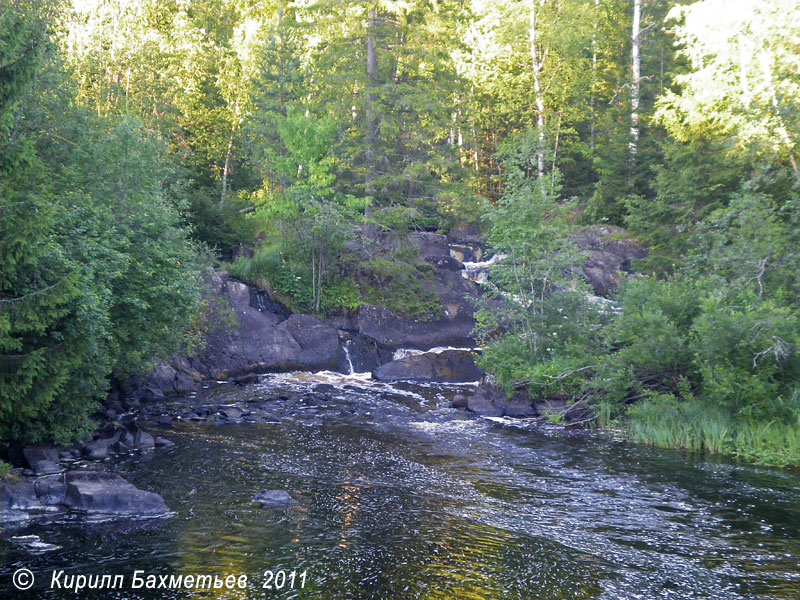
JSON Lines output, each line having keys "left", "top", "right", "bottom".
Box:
{"left": 465, "top": 376, "right": 538, "bottom": 418}
{"left": 154, "top": 437, "right": 175, "bottom": 449}
{"left": 32, "top": 460, "right": 62, "bottom": 476}
{"left": 64, "top": 471, "right": 168, "bottom": 516}
{"left": 34, "top": 479, "right": 66, "bottom": 505}
{"left": 253, "top": 490, "right": 296, "bottom": 508}
{"left": 1, "top": 481, "right": 42, "bottom": 515}
{"left": 111, "top": 441, "right": 131, "bottom": 454}
{"left": 232, "top": 373, "right": 259, "bottom": 386}
{"left": 374, "top": 350, "right": 483, "bottom": 382}
{"left": 313, "top": 384, "right": 337, "bottom": 395}
{"left": 503, "top": 389, "right": 538, "bottom": 418}
{"left": 428, "top": 255, "right": 465, "bottom": 271}
{"left": 218, "top": 406, "right": 243, "bottom": 420}
{"left": 83, "top": 434, "right": 120, "bottom": 460}
{"left": 338, "top": 336, "right": 382, "bottom": 374}
{"left": 451, "top": 395, "right": 468, "bottom": 409}
{"left": 466, "top": 391, "right": 505, "bottom": 417}
{"left": 133, "top": 429, "right": 155, "bottom": 450}
{"left": 158, "top": 416, "right": 173, "bottom": 427}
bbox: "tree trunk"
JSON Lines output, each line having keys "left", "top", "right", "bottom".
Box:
{"left": 529, "top": 0, "right": 547, "bottom": 180}
{"left": 590, "top": 0, "right": 599, "bottom": 150}
{"left": 365, "top": 8, "right": 378, "bottom": 196}
{"left": 221, "top": 126, "right": 235, "bottom": 203}
{"left": 629, "top": 0, "right": 641, "bottom": 183}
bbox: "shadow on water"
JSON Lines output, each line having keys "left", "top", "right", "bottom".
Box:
{"left": 3, "top": 372, "right": 800, "bottom": 599}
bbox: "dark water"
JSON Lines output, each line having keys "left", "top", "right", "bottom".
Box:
{"left": 3, "top": 372, "right": 800, "bottom": 599}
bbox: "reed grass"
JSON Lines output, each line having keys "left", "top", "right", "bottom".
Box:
{"left": 624, "top": 398, "right": 800, "bottom": 467}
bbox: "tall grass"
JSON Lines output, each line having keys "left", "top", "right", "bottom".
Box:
{"left": 624, "top": 396, "right": 800, "bottom": 466}
{"left": 626, "top": 396, "right": 733, "bottom": 454}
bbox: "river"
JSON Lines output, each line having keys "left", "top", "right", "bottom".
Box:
{"left": 2, "top": 372, "right": 799, "bottom": 599}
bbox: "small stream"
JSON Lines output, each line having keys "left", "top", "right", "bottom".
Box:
{"left": 2, "top": 373, "right": 799, "bottom": 599}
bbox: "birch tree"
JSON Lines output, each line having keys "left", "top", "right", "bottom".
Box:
{"left": 629, "top": 0, "right": 641, "bottom": 178}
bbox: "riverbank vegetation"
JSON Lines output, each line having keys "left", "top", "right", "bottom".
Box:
{"left": 2, "top": 0, "right": 799, "bottom": 465}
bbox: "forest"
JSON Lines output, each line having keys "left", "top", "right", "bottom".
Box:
{"left": 2, "top": 0, "right": 800, "bottom": 466}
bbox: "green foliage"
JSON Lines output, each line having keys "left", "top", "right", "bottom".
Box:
{"left": 228, "top": 245, "right": 313, "bottom": 312}
{"left": 475, "top": 145, "right": 604, "bottom": 394}
{"left": 627, "top": 393, "right": 800, "bottom": 467}
{"left": 0, "top": 459, "right": 16, "bottom": 482}
{"left": 355, "top": 257, "right": 440, "bottom": 321}
{"left": 1, "top": 3, "right": 204, "bottom": 446}
{"left": 249, "top": 106, "right": 368, "bottom": 313}
{"left": 627, "top": 394, "right": 734, "bottom": 455}
{"left": 186, "top": 187, "right": 258, "bottom": 256}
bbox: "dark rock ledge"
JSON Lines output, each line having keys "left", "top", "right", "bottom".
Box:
{"left": 3, "top": 423, "right": 173, "bottom": 527}
{"left": 2, "top": 471, "right": 169, "bottom": 525}
{"left": 455, "top": 375, "right": 594, "bottom": 424}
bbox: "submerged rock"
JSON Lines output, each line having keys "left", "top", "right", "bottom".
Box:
{"left": 218, "top": 406, "right": 243, "bottom": 420}
{"left": 253, "top": 489, "right": 296, "bottom": 508}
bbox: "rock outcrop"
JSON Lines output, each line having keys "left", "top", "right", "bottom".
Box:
{"left": 373, "top": 350, "right": 483, "bottom": 382}
{"left": 464, "top": 376, "right": 538, "bottom": 418}
{"left": 574, "top": 225, "right": 648, "bottom": 297}
{"left": 125, "top": 275, "right": 348, "bottom": 399}
{"left": 1, "top": 471, "right": 168, "bottom": 525}
{"left": 127, "top": 231, "right": 486, "bottom": 397}
{"left": 63, "top": 471, "right": 168, "bottom": 516}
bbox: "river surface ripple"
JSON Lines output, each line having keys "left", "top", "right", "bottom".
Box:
{"left": 3, "top": 373, "right": 800, "bottom": 599}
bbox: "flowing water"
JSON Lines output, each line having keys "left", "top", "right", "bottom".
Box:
{"left": 2, "top": 373, "right": 800, "bottom": 599}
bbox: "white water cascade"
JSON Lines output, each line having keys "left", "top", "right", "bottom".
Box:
{"left": 343, "top": 340, "right": 355, "bottom": 375}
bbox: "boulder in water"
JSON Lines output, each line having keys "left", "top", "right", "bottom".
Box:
{"left": 465, "top": 376, "right": 537, "bottom": 418}
{"left": 64, "top": 471, "right": 168, "bottom": 516}
{"left": 253, "top": 489, "right": 296, "bottom": 508}
{"left": 374, "top": 349, "right": 483, "bottom": 382}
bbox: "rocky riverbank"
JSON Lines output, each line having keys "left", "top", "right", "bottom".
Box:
{"left": 2, "top": 422, "right": 173, "bottom": 526}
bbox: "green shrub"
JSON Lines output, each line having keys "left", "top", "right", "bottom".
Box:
{"left": 356, "top": 257, "right": 441, "bottom": 320}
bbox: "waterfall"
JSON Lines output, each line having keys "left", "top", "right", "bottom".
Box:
{"left": 461, "top": 252, "right": 507, "bottom": 284}
{"left": 343, "top": 340, "right": 355, "bottom": 375}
